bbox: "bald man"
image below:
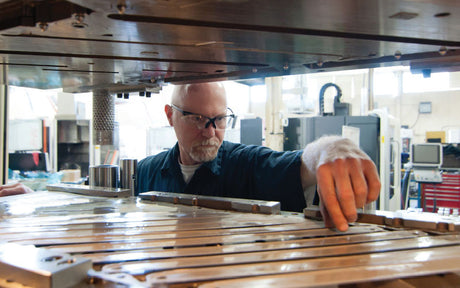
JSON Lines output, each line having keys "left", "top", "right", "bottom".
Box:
{"left": 137, "top": 82, "right": 381, "bottom": 231}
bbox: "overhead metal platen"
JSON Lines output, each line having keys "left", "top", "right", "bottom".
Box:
{"left": 0, "top": 0, "right": 459, "bottom": 92}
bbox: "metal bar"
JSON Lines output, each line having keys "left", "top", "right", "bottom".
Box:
{"left": 46, "top": 183, "right": 132, "bottom": 197}
{"left": 139, "top": 191, "right": 281, "bottom": 214}
{"left": 304, "top": 207, "right": 460, "bottom": 232}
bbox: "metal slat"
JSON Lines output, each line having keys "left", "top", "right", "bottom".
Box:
{"left": 41, "top": 225, "right": 384, "bottom": 254}
{"left": 197, "top": 246, "right": 460, "bottom": 288}
{"left": 89, "top": 230, "right": 422, "bottom": 266}
{"left": 10, "top": 222, "right": 326, "bottom": 246}
{"left": 0, "top": 219, "right": 315, "bottom": 242}
{"left": 0, "top": 213, "right": 303, "bottom": 232}
{"left": 92, "top": 236, "right": 460, "bottom": 274}
{"left": 144, "top": 245, "right": 460, "bottom": 286}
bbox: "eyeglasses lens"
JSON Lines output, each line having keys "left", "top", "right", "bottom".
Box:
{"left": 182, "top": 115, "right": 231, "bottom": 130}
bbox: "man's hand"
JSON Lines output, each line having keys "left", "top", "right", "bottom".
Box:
{"left": 0, "top": 182, "right": 33, "bottom": 197}
{"left": 301, "top": 135, "right": 381, "bottom": 231}
{"left": 316, "top": 157, "right": 380, "bottom": 231}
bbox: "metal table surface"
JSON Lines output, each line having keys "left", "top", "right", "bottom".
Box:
{"left": 1, "top": 190, "right": 460, "bottom": 288}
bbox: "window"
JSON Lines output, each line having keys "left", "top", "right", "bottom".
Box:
{"left": 373, "top": 67, "right": 400, "bottom": 96}
{"left": 403, "top": 72, "right": 450, "bottom": 93}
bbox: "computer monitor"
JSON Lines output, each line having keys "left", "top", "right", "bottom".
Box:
{"left": 411, "top": 143, "right": 443, "bottom": 168}
{"left": 8, "top": 152, "right": 49, "bottom": 172}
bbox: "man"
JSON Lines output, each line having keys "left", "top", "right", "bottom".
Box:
{"left": 137, "top": 82, "right": 381, "bottom": 231}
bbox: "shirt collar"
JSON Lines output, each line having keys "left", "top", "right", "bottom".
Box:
{"left": 160, "top": 143, "right": 181, "bottom": 176}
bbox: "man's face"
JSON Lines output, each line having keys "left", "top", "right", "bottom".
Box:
{"left": 167, "top": 83, "right": 227, "bottom": 165}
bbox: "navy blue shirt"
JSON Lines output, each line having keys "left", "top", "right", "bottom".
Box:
{"left": 136, "top": 141, "right": 306, "bottom": 212}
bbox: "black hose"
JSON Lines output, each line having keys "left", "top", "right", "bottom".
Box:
{"left": 319, "top": 83, "right": 342, "bottom": 116}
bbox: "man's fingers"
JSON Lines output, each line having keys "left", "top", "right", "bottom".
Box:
{"left": 347, "top": 159, "right": 370, "bottom": 208}
{"left": 316, "top": 157, "right": 381, "bottom": 232}
{"left": 330, "top": 159, "right": 359, "bottom": 223}
{"left": 319, "top": 198, "right": 333, "bottom": 228}
{"left": 317, "top": 165, "right": 349, "bottom": 231}
{"left": 362, "top": 159, "right": 381, "bottom": 203}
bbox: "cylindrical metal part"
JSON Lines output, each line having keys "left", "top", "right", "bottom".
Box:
{"left": 93, "top": 89, "right": 115, "bottom": 145}
{"left": 89, "top": 166, "right": 98, "bottom": 186}
{"left": 89, "top": 165, "right": 119, "bottom": 188}
{"left": 120, "top": 159, "right": 137, "bottom": 196}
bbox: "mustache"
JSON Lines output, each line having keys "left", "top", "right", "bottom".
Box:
{"left": 196, "top": 138, "right": 220, "bottom": 147}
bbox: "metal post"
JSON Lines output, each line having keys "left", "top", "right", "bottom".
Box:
{"left": 265, "top": 76, "right": 285, "bottom": 151}
{"left": 367, "top": 68, "right": 374, "bottom": 112}
{"left": 92, "top": 89, "right": 116, "bottom": 166}
{"left": 0, "top": 59, "right": 8, "bottom": 184}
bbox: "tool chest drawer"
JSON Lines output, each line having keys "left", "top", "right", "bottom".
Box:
{"left": 421, "top": 173, "right": 460, "bottom": 212}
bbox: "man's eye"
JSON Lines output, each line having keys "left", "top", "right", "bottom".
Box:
{"left": 189, "top": 115, "right": 203, "bottom": 122}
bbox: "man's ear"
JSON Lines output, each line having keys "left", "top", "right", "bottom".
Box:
{"left": 165, "top": 104, "right": 174, "bottom": 126}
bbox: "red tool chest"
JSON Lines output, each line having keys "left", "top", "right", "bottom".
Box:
{"left": 421, "top": 173, "right": 460, "bottom": 212}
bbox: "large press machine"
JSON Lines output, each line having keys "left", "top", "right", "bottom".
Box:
{"left": 1, "top": 1, "right": 460, "bottom": 287}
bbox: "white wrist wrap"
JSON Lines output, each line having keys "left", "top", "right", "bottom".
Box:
{"left": 301, "top": 135, "right": 370, "bottom": 174}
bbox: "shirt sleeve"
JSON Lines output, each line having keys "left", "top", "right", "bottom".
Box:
{"left": 223, "top": 145, "right": 306, "bottom": 212}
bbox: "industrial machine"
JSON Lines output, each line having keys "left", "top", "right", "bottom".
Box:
{"left": 284, "top": 83, "right": 402, "bottom": 211}
{"left": 1, "top": 1, "right": 460, "bottom": 286}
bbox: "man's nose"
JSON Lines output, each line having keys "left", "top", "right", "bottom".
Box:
{"left": 201, "top": 122, "right": 216, "bottom": 137}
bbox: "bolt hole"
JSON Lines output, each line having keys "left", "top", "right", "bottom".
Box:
{"left": 42, "top": 255, "right": 63, "bottom": 262}
{"left": 434, "top": 12, "right": 450, "bottom": 17}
